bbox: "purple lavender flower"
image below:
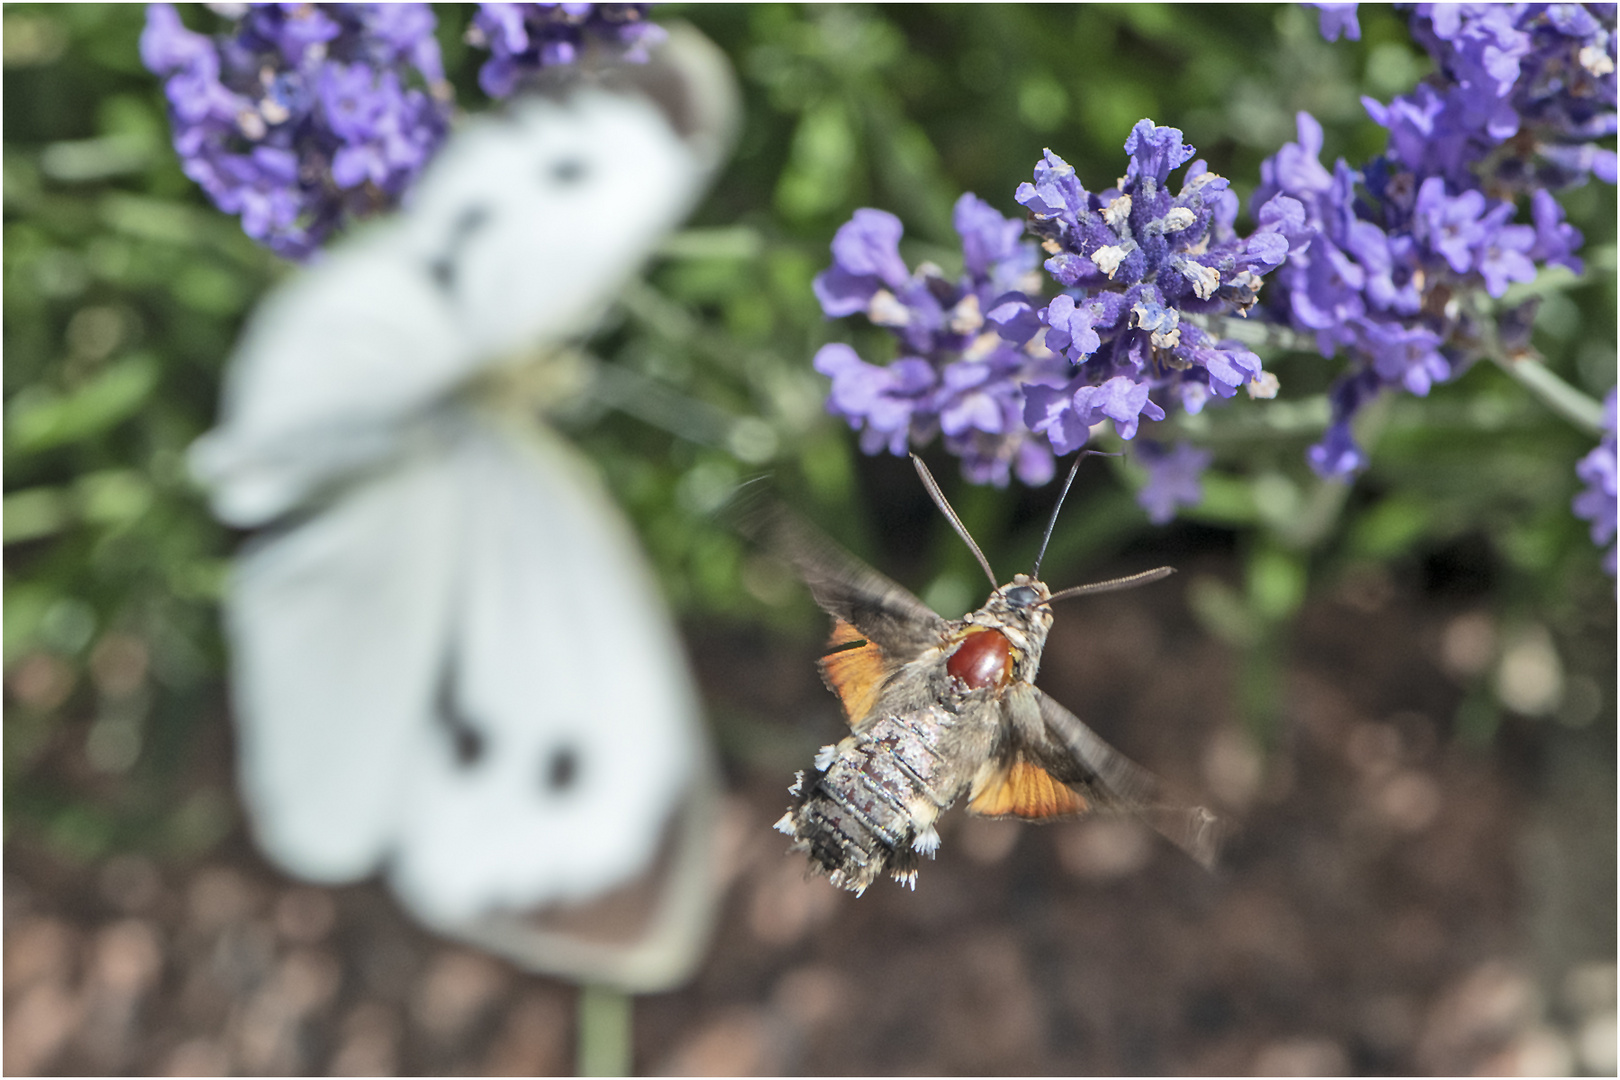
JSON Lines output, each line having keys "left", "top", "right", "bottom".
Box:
{"left": 1009, "top": 121, "right": 1291, "bottom": 455}
{"left": 1377, "top": 4, "right": 1618, "bottom": 195}
{"left": 1255, "top": 100, "right": 1602, "bottom": 477}
{"left": 1573, "top": 387, "right": 1618, "bottom": 574}
{"left": 142, "top": 4, "right": 451, "bottom": 260}
{"left": 814, "top": 344, "right": 937, "bottom": 457}
{"left": 1282, "top": 6, "right": 1615, "bottom": 478}
{"left": 811, "top": 193, "right": 1065, "bottom": 487}
{"left": 811, "top": 209, "right": 911, "bottom": 318}
{"left": 1529, "top": 187, "right": 1586, "bottom": 272}
{"left": 812, "top": 123, "right": 1292, "bottom": 506}
{"left": 1299, "top": 368, "right": 1374, "bottom": 478}
{"left": 1307, "top": 2, "right": 1362, "bottom": 42}
{"left": 1135, "top": 441, "right": 1214, "bottom": 525}
{"left": 466, "top": 3, "right": 666, "bottom": 99}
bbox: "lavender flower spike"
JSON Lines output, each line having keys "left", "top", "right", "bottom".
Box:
{"left": 1264, "top": 1, "right": 1614, "bottom": 480}
{"left": 141, "top": 4, "right": 451, "bottom": 260}
{"left": 1013, "top": 120, "right": 1292, "bottom": 458}
{"left": 810, "top": 194, "right": 1065, "bottom": 487}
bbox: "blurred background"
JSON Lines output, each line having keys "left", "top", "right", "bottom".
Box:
{"left": 4, "top": 3, "right": 1615, "bottom": 1075}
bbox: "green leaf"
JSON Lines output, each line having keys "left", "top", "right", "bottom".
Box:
{"left": 5, "top": 352, "right": 160, "bottom": 455}
{"left": 76, "top": 468, "right": 153, "bottom": 527}
{"left": 2, "top": 487, "right": 72, "bottom": 544}
{"left": 3, "top": 580, "right": 57, "bottom": 663}
{"left": 1247, "top": 546, "right": 1307, "bottom": 621}
{"left": 775, "top": 100, "right": 856, "bottom": 221}
{"left": 1182, "top": 471, "right": 1260, "bottom": 526}
{"left": 1346, "top": 496, "right": 1433, "bottom": 560}
{"left": 1186, "top": 573, "right": 1261, "bottom": 647}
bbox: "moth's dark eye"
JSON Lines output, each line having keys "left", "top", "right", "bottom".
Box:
{"left": 1007, "top": 585, "right": 1039, "bottom": 608}
{"left": 547, "top": 157, "right": 587, "bottom": 186}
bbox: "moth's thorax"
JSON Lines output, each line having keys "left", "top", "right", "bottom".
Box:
{"left": 957, "top": 573, "right": 1053, "bottom": 683}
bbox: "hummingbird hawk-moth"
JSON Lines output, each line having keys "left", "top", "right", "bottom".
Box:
{"left": 756, "top": 453, "right": 1223, "bottom": 895}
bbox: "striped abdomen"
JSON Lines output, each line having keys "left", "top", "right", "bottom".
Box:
{"left": 776, "top": 703, "right": 961, "bottom": 894}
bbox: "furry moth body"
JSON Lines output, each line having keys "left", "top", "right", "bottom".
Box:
{"left": 761, "top": 456, "right": 1223, "bottom": 895}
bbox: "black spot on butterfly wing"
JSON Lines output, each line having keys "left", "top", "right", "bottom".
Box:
{"left": 545, "top": 156, "right": 588, "bottom": 186}
{"left": 427, "top": 203, "right": 494, "bottom": 295}
{"left": 433, "top": 654, "right": 486, "bottom": 769}
{"left": 542, "top": 743, "right": 581, "bottom": 794}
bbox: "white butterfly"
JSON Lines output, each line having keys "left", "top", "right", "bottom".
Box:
{"left": 190, "top": 26, "right": 738, "bottom": 992}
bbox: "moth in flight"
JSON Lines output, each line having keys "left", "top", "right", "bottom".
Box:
{"left": 756, "top": 454, "right": 1224, "bottom": 894}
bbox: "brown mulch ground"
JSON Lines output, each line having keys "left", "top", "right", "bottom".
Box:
{"left": 5, "top": 557, "right": 1615, "bottom": 1075}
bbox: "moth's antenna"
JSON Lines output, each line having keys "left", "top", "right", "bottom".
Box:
{"left": 910, "top": 454, "right": 997, "bottom": 589}
{"left": 1032, "top": 450, "right": 1117, "bottom": 580}
{"left": 1045, "top": 566, "right": 1175, "bottom": 603}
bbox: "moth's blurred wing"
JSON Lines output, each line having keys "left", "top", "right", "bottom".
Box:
{"left": 968, "top": 685, "right": 1225, "bottom": 869}
{"left": 739, "top": 500, "right": 947, "bottom": 665}
{"left": 225, "top": 440, "right": 459, "bottom": 882}
{"left": 387, "top": 418, "right": 710, "bottom": 932}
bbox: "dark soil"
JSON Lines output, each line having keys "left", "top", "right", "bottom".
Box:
{"left": 5, "top": 558, "right": 1615, "bottom": 1075}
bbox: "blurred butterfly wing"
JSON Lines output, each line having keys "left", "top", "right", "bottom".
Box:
{"left": 455, "top": 752, "right": 724, "bottom": 994}
{"left": 387, "top": 417, "right": 707, "bottom": 924}
{"left": 200, "top": 24, "right": 740, "bottom": 989}
{"left": 225, "top": 442, "right": 459, "bottom": 882}
{"left": 400, "top": 24, "right": 739, "bottom": 361}
{"left": 190, "top": 231, "right": 473, "bottom": 528}
{"left": 403, "top": 91, "right": 705, "bottom": 361}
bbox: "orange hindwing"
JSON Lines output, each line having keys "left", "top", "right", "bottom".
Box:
{"left": 967, "top": 756, "right": 1090, "bottom": 820}
{"left": 818, "top": 619, "right": 888, "bottom": 727}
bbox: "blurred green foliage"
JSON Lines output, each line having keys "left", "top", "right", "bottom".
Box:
{"left": 4, "top": 4, "right": 1614, "bottom": 861}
